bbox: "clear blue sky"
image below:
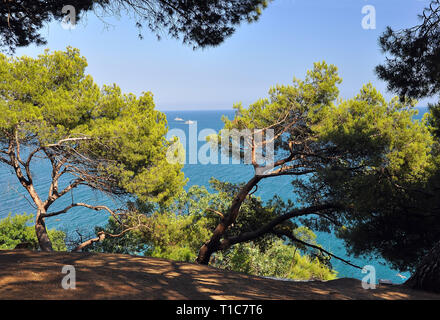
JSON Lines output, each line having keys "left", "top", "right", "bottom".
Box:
{"left": 14, "top": 0, "right": 433, "bottom": 110}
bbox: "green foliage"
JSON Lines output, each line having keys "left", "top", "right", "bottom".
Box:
{"left": 212, "top": 240, "right": 337, "bottom": 281}
{"left": 0, "top": 47, "right": 185, "bottom": 204}
{"left": 91, "top": 182, "right": 337, "bottom": 280}
{"left": 302, "top": 85, "right": 437, "bottom": 271}
{"left": 85, "top": 216, "right": 149, "bottom": 255}
{"left": 141, "top": 210, "right": 212, "bottom": 262}
{"left": 0, "top": 1, "right": 94, "bottom": 53}
{"left": 317, "top": 84, "right": 433, "bottom": 179}
{"left": 214, "top": 61, "right": 436, "bottom": 273}
{"left": 332, "top": 162, "right": 440, "bottom": 272}
{"left": 1, "top": 1, "right": 270, "bottom": 53}
{"left": 0, "top": 48, "right": 186, "bottom": 251}
{"left": 219, "top": 62, "right": 342, "bottom": 158}
{"left": 376, "top": 0, "right": 440, "bottom": 99}
{"left": 221, "top": 65, "right": 432, "bottom": 182}
{"left": 345, "top": 9, "right": 440, "bottom": 270}
{"left": 428, "top": 102, "right": 440, "bottom": 140}
{"left": 375, "top": 1, "right": 440, "bottom": 289}
{"left": 0, "top": 214, "right": 66, "bottom": 251}
{"left": 92, "top": 186, "right": 215, "bottom": 261}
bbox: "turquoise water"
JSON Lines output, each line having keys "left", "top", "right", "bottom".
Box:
{"left": 0, "top": 108, "right": 428, "bottom": 282}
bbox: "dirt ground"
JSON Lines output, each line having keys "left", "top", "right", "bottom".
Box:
{"left": 0, "top": 250, "right": 438, "bottom": 300}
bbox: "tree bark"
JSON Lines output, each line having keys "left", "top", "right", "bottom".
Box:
{"left": 35, "top": 210, "right": 53, "bottom": 251}
{"left": 73, "top": 232, "right": 106, "bottom": 252}
{"left": 405, "top": 240, "right": 440, "bottom": 293}
{"left": 196, "top": 175, "right": 262, "bottom": 264}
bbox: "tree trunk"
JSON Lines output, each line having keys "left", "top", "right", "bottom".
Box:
{"left": 35, "top": 211, "right": 53, "bottom": 251}
{"left": 196, "top": 175, "right": 262, "bottom": 264}
{"left": 405, "top": 240, "right": 440, "bottom": 293}
{"left": 196, "top": 224, "right": 223, "bottom": 264}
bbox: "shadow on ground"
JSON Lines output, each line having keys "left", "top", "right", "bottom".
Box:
{"left": 0, "top": 250, "right": 438, "bottom": 300}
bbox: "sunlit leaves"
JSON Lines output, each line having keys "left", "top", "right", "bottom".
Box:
{"left": 0, "top": 47, "right": 185, "bottom": 205}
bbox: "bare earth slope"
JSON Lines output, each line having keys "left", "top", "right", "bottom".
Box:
{"left": 0, "top": 250, "right": 438, "bottom": 300}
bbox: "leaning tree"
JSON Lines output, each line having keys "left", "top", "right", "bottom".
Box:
{"left": 195, "top": 62, "right": 433, "bottom": 266}
{"left": 0, "top": 0, "right": 269, "bottom": 53}
{"left": 376, "top": 0, "right": 440, "bottom": 292}
{"left": 0, "top": 47, "right": 186, "bottom": 251}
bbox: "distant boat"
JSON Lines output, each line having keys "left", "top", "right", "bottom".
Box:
{"left": 174, "top": 117, "right": 184, "bottom": 121}
{"left": 379, "top": 279, "right": 393, "bottom": 285}
{"left": 185, "top": 120, "right": 196, "bottom": 124}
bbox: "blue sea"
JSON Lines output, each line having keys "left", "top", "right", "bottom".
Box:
{"left": 0, "top": 107, "right": 429, "bottom": 283}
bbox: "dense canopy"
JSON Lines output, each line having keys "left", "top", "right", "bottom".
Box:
{"left": 196, "top": 62, "right": 434, "bottom": 266}
{"left": 0, "top": 0, "right": 269, "bottom": 52}
{"left": 0, "top": 47, "right": 185, "bottom": 250}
